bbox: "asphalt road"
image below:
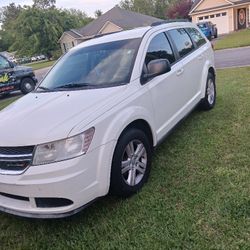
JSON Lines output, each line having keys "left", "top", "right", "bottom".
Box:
{"left": 35, "top": 66, "right": 51, "bottom": 83}
{"left": 215, "top": 46, "right": 250, "bottom": 69}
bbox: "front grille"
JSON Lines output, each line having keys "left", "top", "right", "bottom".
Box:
{"left": 0, "top": 146, "right": 34, "bottom": 175}
{"left": 0, "top": 146, "right": 34, "bottom": 155}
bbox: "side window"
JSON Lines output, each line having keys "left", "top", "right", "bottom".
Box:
{"left": 0, "top": 56, "right": 10, "bottom": 70}
{"left": 145, "top": 33, "right": 175, "bottom": 66}
{"left": 168, "top": 29, "right": 195, "bottom": 58}
{"left": 186, "top": 28, "right": 206, "bottom": 47}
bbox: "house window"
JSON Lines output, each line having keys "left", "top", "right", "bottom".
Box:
{"left": 216, "top": 13, "right": 221, "bottom": 17}
{"left": 63, "top": 43, "right": 67, "bottom": 53}
{"left": 210, "top": 15, "right": 214, "bottom": 18}
{"left": 205, "top": 16, "right": 209, "bottom": 19}
{"left": 198, "top": 17, "right": 203, "bottom": 20}
{"left": 222, "top": 12, "right": 227, "bottom": 16}
{"left": 72, "top": 41, "right": 75, "bottom": 47}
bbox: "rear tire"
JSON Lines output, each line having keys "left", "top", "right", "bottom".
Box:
{"left": 110, "top": 128, "right": 152, "bottom": 197}
{"left": 199, "top": 72, "right": 216, "bottom": 110}
{"left": 20, "top": 78, "right": 35, "bottom": 94}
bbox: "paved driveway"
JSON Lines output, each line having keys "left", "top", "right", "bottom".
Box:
{"left": 215, "top": 46, "right": 250, "bottom": 69}
{"left": 35, "top": 67, "right": 51, "bottom": 83}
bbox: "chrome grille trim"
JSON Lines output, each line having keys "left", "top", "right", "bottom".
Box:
{"left": 0, "top": 146, "right": 34, "bottom": 175}
{"left": 0, "top": 154, "right": 33, "bottom": 159}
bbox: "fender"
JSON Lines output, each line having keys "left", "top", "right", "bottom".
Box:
{"left": 200, "top": 60, "right": 214, "bottom": 98}
{"left": 101, "top": 105, "right": 157, "bottom": 147}
{"left": 88, "top": 105, "right": 157, "bottom": 196}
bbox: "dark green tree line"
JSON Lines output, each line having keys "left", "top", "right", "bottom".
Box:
{"left": 119, "top": 0, "right": 177, "bottom": 19}
{"left": 0, "top": 0, "right": 92, "bottom": 57}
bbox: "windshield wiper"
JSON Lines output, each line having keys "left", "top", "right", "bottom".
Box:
{"left": 53, "top": 83, "right": 94, "bottom": 90}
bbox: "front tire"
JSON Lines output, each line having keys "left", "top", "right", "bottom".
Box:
{"left": 199, "top": 72, "right": 216, "bottom": 110}
{"left": 20, "top": 78, "right": 35, "bottom": 94}
{"left": 110, "top": 128, "right": 152, "bottom": 197}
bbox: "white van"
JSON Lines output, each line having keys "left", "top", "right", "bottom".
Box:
{"left": 0, "top": 22, "right": 216, "bottom": 218}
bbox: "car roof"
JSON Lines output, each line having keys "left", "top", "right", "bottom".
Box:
{"left": 72, "top": 22, "right": 197, "bottom": 51}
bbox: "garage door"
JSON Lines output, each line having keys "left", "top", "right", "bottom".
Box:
{"left": 197, "top": 11, "right": 230, "bottom": 34}
{"left": 213, "top": 13, "right": 229, "bottom": 34}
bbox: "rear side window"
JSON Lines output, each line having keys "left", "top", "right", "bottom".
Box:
{"left": 168, "top": 29, "right": 195, "bottom": 58}
{"left": 145, "top": 33, "right": 175, "bottom": 65}
{"left": 186, "top": 28, "right": 206, "bottom": 47}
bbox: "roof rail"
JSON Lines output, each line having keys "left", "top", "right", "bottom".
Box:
{"left": 93, "top": 30, "right": 123, "bottom": 39}
{"left": 151, "top": 19, "right": 190, "bottom": 27}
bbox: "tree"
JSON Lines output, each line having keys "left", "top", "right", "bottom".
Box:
{"left": 165, "top": 0, "right": 192, "bottom": 19}
{"left": 0, "top": 3, "right": 23, "bottom": 51}
{"left": 0, "top": 1, "right": 92, "bottom": 55}
{"left": 33, "top": 0, "right": 56, "bottom": 9}
{"left": 94, "top": 9, "right": 103, "bottom": 18}
{"left": 119, "top": 0, "right": 176, "bottom": 19}
{"left": 9, "top": 7, "right": 91, "bottom": 57}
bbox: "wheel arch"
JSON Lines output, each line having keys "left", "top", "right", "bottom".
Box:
{"left": 208, "top": 67, "right": 216, "bottom": 78}
{"left": 119, "top": 119, "right": 154, "bottom": 149}
{"left": 201, "top": 63, "right": 216, "bottom": 98}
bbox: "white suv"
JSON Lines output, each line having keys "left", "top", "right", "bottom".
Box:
{"left": 0, "top": 22, "right": 216, "bottom": 218}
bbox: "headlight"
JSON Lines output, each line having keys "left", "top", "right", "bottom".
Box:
{"left": 32, "top": 127, "right": 95, "bottom": 165}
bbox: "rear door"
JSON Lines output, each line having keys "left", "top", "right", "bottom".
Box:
{"left": 167, "top": 28, "right": 202, "bottom": 109}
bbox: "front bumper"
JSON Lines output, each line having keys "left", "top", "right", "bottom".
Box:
{"left": 0, "top": 141, "right": 115, "bottom": 218}
{"left": 0, "top": 83, "right": 18, "bottom": 94}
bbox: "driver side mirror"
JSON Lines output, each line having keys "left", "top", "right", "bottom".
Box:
{"left": 141, "top": 59, "right": 171, "bottom": 84}
{"left": 9, "top": 61, "right": 15, "bottom": 68}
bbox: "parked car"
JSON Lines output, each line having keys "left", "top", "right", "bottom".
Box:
{"left": 197, "top": 21, "right": 218, "bottom": 40}
{"left": 0, "top": 22, "right": 216, "bottom": 218}
{"left": 31, "top": 56, "right": 37, "bottom": 62}
{"left": 0, "top": 55, "right": 37, "bottom": 96}
{"left": 37, "top": 55, "right": 46, "bottom": 60}
{"left": 18, "top": 57, "right": 31, "bottom": 64}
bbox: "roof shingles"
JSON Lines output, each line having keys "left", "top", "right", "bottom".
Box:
{"left": 64, "top": 7, "right": 162, "bottom": 39}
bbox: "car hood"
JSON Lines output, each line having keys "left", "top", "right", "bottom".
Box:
{"left": 0, "top": 86, "right": 128, "bottom": 146}
{"left": 14, "top": 65, "right": 33, "bottom": 73}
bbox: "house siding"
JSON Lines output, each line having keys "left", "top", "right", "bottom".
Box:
{"left": 60, "top": 34, "right": 77, "bottom": 54}
{"left": 99, "top": 22, "right": 123, "bottom": 34}
{"left": 195, "top": 0, "right": 231, "bottom": 11}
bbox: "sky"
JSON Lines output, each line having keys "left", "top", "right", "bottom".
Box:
{"left": 0, "top": 0, "right": 120, "bottom": 17}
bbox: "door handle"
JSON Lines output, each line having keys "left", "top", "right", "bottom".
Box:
{"left": 176, "top": 68, "right": 184, "bottom": 76}
{"left": 198, "top": 55, "right": 204, "bottom": 60}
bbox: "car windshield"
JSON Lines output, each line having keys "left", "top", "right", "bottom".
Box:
{"left": 37, "top": 38, "right": 141, "bottom": 91}
{"left": 198, "top": 23, "right": 207, "bottom": 29}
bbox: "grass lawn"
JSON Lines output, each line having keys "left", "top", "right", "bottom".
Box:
{"left": 0, "top": 96, "right": 20, "bottom": 110}
{"left": 24, "top": 60, "right": 56, "bottom": 71}
{"left": 215, "top": 29, "right": 250, "bottom": 50}
{"left": 0, "top": 67, "right": 249, "bottom": 249}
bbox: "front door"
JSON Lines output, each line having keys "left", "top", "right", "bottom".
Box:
{"left": 0, "top": 56, "right": 15, "bottom": 94}
{"left": 238, "top": 8, "right": 247, "bottom": 30}
{"left": 143, "top": 32, "right": 185, "bottom": 139}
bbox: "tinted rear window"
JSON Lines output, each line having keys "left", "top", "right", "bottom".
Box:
{"left": 168, "top": 29, "right": 195, "bottom": 58}
{"left": 145, "top": 33, "right": 175, "bottom": 65}
{"left": 186, "top": 28, "right": 206, "bottom": 47}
